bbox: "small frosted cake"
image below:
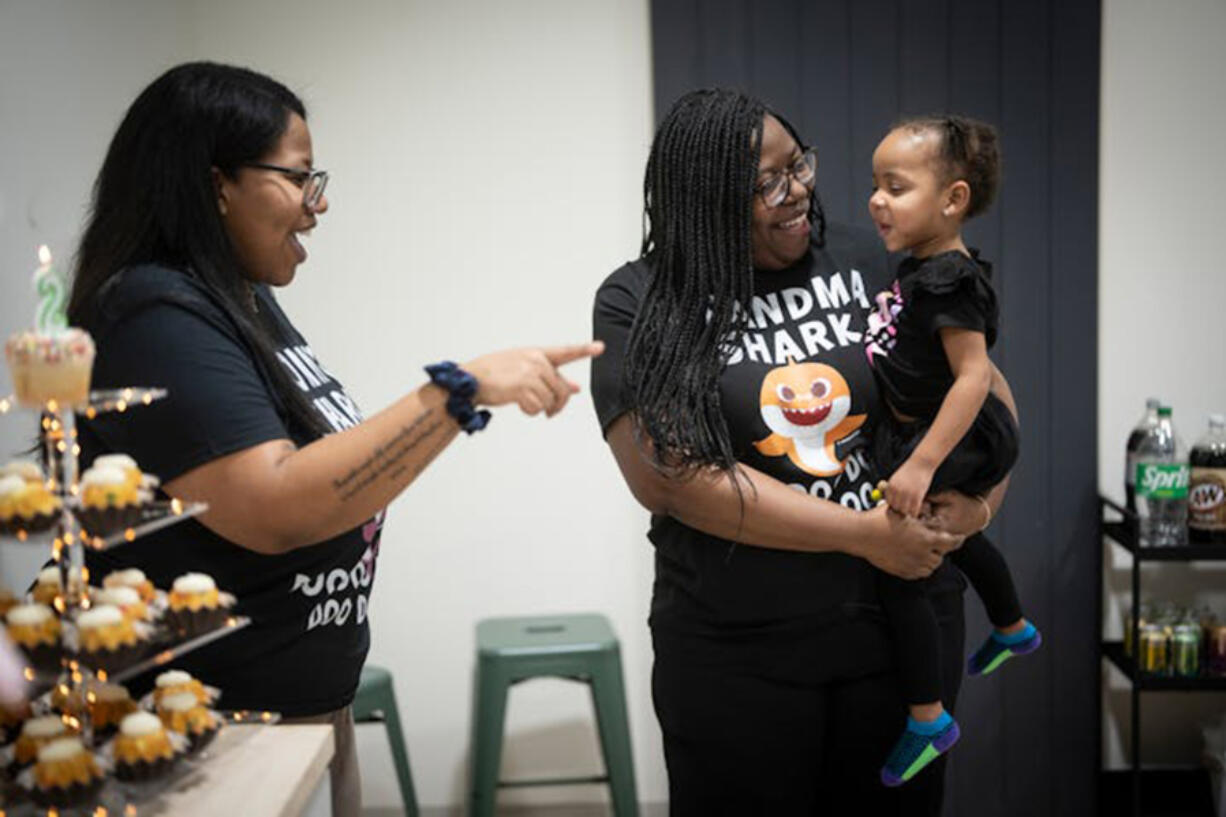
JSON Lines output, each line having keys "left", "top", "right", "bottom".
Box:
{"left": 102, "top": 567, "right": 157, "bottom": 604}
{"left": 157, "top": 691, "right": 220, "bottom": 753}
{"left": 0, "top": 586, "right": 18, "bottom": 617}
{"left": 77, "top": 462, "right": 150, "bottom": 536}
{"left": 76, "top": 604, "right": 146, "bottom": 673}
{"left": 0, "top": 473, "right": 60, "bottom": 536}
{"left": 30, "top": 566, "right": 63, "bottom": 606}
{"left": 91, "top": 585, "right": 150, "bottom": 623}
{"left": 113, "top": 710, "right": 183, "bottom": 781}
{"left": 6, "top": 603, "right": 61, "bottom": 672}
{"left": 92, "top": 454, "right": 157, "bottom": 491}
{"left": 23, "top": 736, "right": 105, "bottom": 808}
{"left": 81, "top": 464, "right": 138, "bottom": 507}
{"left": 49, "top": 683, "right": 86, "bottom": 718}
{"left": 0, "top": 476, "right": 26, "bottom": 533}
{"left": 89, "top": 681, "right": 138, "bottom": 735}
{"left": 13, "top": 714, "right": 76, "bottom": 766}
{"left": 165, "top": 573, "right": 232, "bottom": 637}
{"left": 153, "top": 669, "right": 216, "bottom": 707}
{"left": 0, "top": 460, "right": 43, "bottom": 482}
{"left": 5, "top": 328, "right": 95, "bottom": 409}
{"left": 0, "top": 702, "right": 23, "bottom": 745}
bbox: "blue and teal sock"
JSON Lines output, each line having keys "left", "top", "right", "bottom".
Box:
{"left": 967, "top": 621, "right": 1041, "bottom": 676}
{"left": 880, "top": 711, "right": 961, "bottom": 787}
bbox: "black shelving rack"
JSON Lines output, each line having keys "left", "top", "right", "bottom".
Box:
{"left": 1099, "top": 495, "right": 1226, "bottom": 817}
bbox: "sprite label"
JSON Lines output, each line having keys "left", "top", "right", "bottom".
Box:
{"left": 1135, "top": 463, "right": 1190, "bottom": 499}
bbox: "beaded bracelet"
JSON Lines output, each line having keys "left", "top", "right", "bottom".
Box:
{"left": 975, "top": 494, "right": 994, "bottom": 533}
{"left": 424, "top": 361, "right": 491, "bottom": 434}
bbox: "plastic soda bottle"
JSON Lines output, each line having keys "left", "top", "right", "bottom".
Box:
{"left": 1189, "top": 414, "right": 1226, "bottom": 544}
{"left": 1133, "top": 406, "right": 1189, "bottom": 546}
{"left": 1126, "top": 397, "right": 1162, "bottom": 513}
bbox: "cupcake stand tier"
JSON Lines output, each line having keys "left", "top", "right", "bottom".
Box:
{"left": 1, "top": 388, "right": 263, "bottom": 814}
{"left": 22, "top": 614, "right": 252, "bottom": 691}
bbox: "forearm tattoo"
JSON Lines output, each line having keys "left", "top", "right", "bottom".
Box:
{"left": 331, "top": 407, "right": 447, "bottom": 501}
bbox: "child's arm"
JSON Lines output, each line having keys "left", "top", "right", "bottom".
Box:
{"left": 885, "top": 327, "right": 993, "bottom": 517}
{"left": 925, "top": 364, "right": 1017, "bottom": 532}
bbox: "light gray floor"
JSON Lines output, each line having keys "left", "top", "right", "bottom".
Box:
{"left": 363, "top": 805, "right": 668, "bottom": 817}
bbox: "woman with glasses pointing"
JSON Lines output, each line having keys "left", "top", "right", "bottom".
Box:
{"left": 591, "top": 89, "right": 1015, "bottom": 814}
{"left": 67, "top": 62, "right": 600, "bottom": 817}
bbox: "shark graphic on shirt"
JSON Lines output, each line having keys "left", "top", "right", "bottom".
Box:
{"left": 753, "top": 358, "right": 867, "bottom": 477}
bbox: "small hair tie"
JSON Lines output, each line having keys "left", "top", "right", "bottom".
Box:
{"left": 424, "top": 361, "right": 491, "bottom": 434}
{"left": 945, "top": 116, "right": 966, "bottom": 155}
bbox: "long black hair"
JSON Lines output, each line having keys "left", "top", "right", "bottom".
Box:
{"left": 68, "top": 61, "right": 331, "bottom": 438}
{"left": 625, "top": 88, "right": 825, "bottom": 480}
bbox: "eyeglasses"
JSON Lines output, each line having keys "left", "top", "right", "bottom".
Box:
{"left": 755, "top": 148, "right": 818, "bottom": 208}
{"left": 243, "top": 162, "right": 330, "bottom": 212}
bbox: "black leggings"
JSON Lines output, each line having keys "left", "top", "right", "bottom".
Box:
{"left": 879, "top": 532, "right": 1022, "bottom": 703}
{"left": 873, "top": 393, "right": 1023, "bottom": 705}
{"left": 651, "top": 588, "right": 965, "bottom": 817}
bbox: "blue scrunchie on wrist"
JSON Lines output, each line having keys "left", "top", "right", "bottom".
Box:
{"left": 425, "top": 361, "right": 491, "bottom": 434}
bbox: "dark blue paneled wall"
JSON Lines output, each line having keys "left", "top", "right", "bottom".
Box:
{"left": 649, "top": 2, "right": 1100, "bottom": 814}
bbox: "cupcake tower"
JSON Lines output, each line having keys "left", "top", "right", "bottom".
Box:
{"left": 0, "top": 251, "right": 195, "bottom": 546}
{"left": 0, "top": 269, "right": 246, "bottom": 810}
{"left": 1, "top": 666, "right": 224, "bottom": 806}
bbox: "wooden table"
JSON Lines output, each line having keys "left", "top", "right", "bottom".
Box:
{"left": 139, "top": 724, "right": 334, "bottom": 816}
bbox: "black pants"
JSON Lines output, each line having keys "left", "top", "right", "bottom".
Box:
{"left": 879, "top": 533, "right": 1022, "bottom": 703}
{"left": 651, "top": 588, "right": 965, "bottom": 817}
{"left": 873, "top": 392, "right": 1023, "bottom": 704}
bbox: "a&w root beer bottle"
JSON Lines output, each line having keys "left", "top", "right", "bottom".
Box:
{"left": 1189, "top": 414, "right": 1226, "bottom": 545}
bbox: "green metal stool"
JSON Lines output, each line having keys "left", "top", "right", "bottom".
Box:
{"left": 469, "top": 613, "right": 639, "bottom": 817}
{"left": 354, "top": 665, "right": 420, "bottom": 817}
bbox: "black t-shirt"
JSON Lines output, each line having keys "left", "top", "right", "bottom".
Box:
{"left": 863, "top": 249, "right": 999, "bottom": 419}
{"left": 78, "top": 265, "right": 383, "bottom": 717}
{"left": 591, "top": 224, "right": 963, "bottom": 634}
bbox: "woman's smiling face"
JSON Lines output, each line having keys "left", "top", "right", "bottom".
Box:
{"left": 216, "top": 112, "right": 328, "bottom": 287}
{"left": 751, "top": 115, "right": 812, "bottom": 271}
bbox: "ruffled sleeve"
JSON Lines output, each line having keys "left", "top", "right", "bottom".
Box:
{"left": 898, "top": 250, "right": 999, "bottom": 348}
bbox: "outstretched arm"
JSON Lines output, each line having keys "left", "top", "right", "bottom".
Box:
{"left": 166, "top": 342, "right": 603, "bottom": 555}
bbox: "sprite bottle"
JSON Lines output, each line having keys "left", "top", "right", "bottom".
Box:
{"left": 1134, "top": 406, "right": 1189, "bottom": 546}
{"left": 1125, "top": 397, "right": 1162, "bottom": 513}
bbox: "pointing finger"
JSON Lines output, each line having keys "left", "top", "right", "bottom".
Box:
{"left": 543, "top": 340, "right": 605, "bottom": 367}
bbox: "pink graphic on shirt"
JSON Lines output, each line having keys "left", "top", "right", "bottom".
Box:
{"left": 361, "top": 509, "right": 385, "bottom": 578}
{"left": 864, "top": 280, "right": 904, "bottom": 366}
{"left": 362, "top": 509, "right": 385, "bottom": 545}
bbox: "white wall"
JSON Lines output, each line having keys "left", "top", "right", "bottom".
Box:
{"left": 0, "top": 0, "right": 193, "bottom": 598}
{"left": 1100, "top": 0, "right": 1226, "bottom": 768}
{"left": 189, "top": 2, "right": 657, "bottom": 808}
{"left": 0, "top": 0, "right": 657, "bottom": 811}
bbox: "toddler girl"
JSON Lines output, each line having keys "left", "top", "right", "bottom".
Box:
{"left": 864, "top": 115, "right": 1041, "bottom": 787}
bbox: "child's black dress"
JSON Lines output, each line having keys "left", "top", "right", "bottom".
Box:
{"left": 865, "top": 248, "right": 1022, "bottom": 703}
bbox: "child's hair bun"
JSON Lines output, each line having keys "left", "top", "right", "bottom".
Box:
{"left": 897, "top": 114, "right": 1001, "bottom": 220}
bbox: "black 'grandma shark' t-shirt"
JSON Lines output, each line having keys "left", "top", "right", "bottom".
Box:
{"left": 78, "top": 265, "right": 382, "bottom": 717}
{"left": 591, "top": 223, "right": 963, "bottom": 634}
